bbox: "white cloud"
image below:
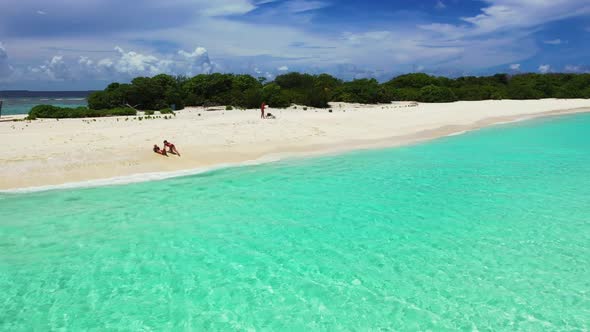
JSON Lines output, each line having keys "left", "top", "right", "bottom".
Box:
{"left": 97, "top": 58, "right": 114, "bottom": 68}
{"left": 22, "top": 45, "right": 222, "bottom": 82}
{"left": 0, "top": 42, "right": 14, "bottom": 78}
{"left": 178, "top": 47, "right": 208, "bottom": 59}
{"left": 28, "top": 55, "right": 71, "bottom": 80}
{"left": 4, "top": 0, "right": 268, "bottom": 20}
{"left": 47, "top": 55, "right": 69, "bottom": 79}
{"left": 0, "top": 43, "right": 6, "bottom": 58}
{"left": 277, "top": 66, "right": 289, "bottom": 71}
{"left": 343, "top": 31, "right": 391, "bottom": 44}
{"left": 200, "top": 0, "right": 257, "bottom": 16}
{"left": 564, "top": 65, "right": 589, "bottom": 73}
{"left": 112, "top": 46, "right": 170, "bottom": 76}
{"left": 538, "top": 64, "right": 551, "bottom": 74}
{"left": 412, "top": 1, "right": 590, "bottom": 71}
{"left": 543, "top": 39, "right": 563, "bottom": 45}
{"left": 284, "top": 0, "right": 329, "bottom": 13}
{"left": 78, "top": 56, "right": 93, "bottom": 66}
{"left": 420, "top": 1, "right": 590, "bottom": 38}
{"left": 435, "top": 0, "right": 446, "bottom": 9}
{"left": 177, "top": 47, "right": 217, "bottom": 75}
{"left": 509, "top": 63, "right": 520, "bottom": 71}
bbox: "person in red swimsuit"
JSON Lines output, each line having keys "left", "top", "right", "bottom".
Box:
{"left": 153, "top": 144, "right": 167, "bottom": 156}
{"left": 163, "top": 140, "right": 180, "bottom": 156}
{"left": 260, "top": 102, "right": 266, "bottom": 119}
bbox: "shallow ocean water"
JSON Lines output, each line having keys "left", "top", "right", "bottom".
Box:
{"left": 1, "top": 114, "right": 589, "bottom": 330}
{"left": 0, "top": 97, "right": 86, "bottom": 116}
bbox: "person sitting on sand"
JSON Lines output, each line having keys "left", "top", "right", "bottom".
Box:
{"left": 163, "top": 140, "right": 180, "bottom": 156}
{"left": 153, "top": 144, "right": 167, "bottom": 156}
{"left": 265, "top": 112, "right": 276, "bottom": 119}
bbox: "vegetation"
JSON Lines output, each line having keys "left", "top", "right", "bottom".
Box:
{"left": 28, "top": 105, "right": 136, "bottom": 119}
{"left": 81, "top": 72, "right": 590, "bottom": 113}
{"left": 159, "top": 108, "right": 175, "bottom": 115}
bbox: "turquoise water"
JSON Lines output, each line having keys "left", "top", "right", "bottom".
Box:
{"left": 1, "top": 114, "right": 590, "bottom": 330}
{"left": 0, "top": 97, "right": 87, "bottom": 116}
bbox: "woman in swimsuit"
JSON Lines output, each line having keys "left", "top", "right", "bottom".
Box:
{"left": 153, "top": 144, "right": 167, "bottom": 156}
{"left": 163, "top": 140, "right": 180, "bottom": 156}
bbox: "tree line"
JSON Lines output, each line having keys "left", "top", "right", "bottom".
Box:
{"left": 88, "top": 72, "right": 590, "bottom": 110}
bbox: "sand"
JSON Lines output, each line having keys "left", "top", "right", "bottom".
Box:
{"left": 1, "top": 99, "right": 590, "bottom": 191}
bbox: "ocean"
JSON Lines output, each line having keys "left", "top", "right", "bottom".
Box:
{"left": 1, "top": 113, "right": 589, "bottom": 330}
{"left": 0, "top": 91, "right": 90, "bottom": 116}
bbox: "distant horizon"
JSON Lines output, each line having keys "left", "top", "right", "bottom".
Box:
{"left": 0, "top": 90, "right": 96, "bottom": 92}
{"left": 0, "top": 90, "right": 94, "bottom": 98}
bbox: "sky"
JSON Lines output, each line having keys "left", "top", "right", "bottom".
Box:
{"left": 1, "top": 0, "right": 590, "bottom": 90}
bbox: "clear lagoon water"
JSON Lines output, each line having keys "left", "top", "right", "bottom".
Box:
{"left": 1, "top": 114, "right": 589, "bottom": 330}
{"left": 0, "top": 97, "right": 87, "bottom": 116}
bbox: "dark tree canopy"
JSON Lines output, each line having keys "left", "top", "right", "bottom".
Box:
{"left": 86, "top": 72, "right": 590, "bottom": 111}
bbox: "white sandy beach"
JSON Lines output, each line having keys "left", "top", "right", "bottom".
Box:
{"left": 1, "top": 99, "right": 590, "bottom": 191}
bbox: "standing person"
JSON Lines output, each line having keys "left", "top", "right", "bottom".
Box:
{"left": 260, "top": 102, "right": 266, "bottom": 119}
{"left": 163, "top": 140, "right": 180, "bottom": 156}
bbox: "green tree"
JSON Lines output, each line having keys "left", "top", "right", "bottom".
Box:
{"left": 385, "top": 73, "right": 440, "bottom": 89}
{"left": 262, "top": 83, "right": 290, "bottom": 107}
{"left": 333, "top": 78, "right": 383, "bottom": 104}
{"left": 418, "top": 85, "right": 457, "bottom": 102}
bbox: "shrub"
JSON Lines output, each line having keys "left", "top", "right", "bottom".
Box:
{"left": 144, "top": 110, "right": 155, "bottom": 115}
{"left": 106, "top": 108, "right": 137, "bottom": 116}
{"left": 225, "top": 105, "right": 233, "bottom": 110}
{"left": 28, "top": 105, "right": 137, "bottom": 119}
{"left": 159, "top": 108, "right": 175, "bottom": 115}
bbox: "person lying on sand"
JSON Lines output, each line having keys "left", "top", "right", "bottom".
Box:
{"left": 153, "top": 144, "right": 168, "bottom": 156}
{"left": 164, "top": 140, "right": 180, "bottom": 156}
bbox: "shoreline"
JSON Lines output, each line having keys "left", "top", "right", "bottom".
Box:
{"left": 2, "top": 100, "right": 590, "bottom": 193}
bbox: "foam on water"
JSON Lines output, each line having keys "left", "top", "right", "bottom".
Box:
{"left": 1, "top": 154, "right": 284, "bottom": 194}
{"left": 1, "top": 113, "right": 589, "bottom": 330}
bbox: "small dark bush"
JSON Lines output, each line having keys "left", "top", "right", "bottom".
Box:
{"left": 28, "top": 105, "right": 136, "bottom": 119}
{"left": 226, "top": 105, "right": 234, "bottom": 110}
{"left": 144, "top": 110, "right": 155, "bottom": 115}
{"left": 159, "top": 108, "right": 175, "bottom": 115}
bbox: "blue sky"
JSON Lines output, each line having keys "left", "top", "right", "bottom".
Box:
{"left": 1, "top": 0, "right": 590, "bottom": 90}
